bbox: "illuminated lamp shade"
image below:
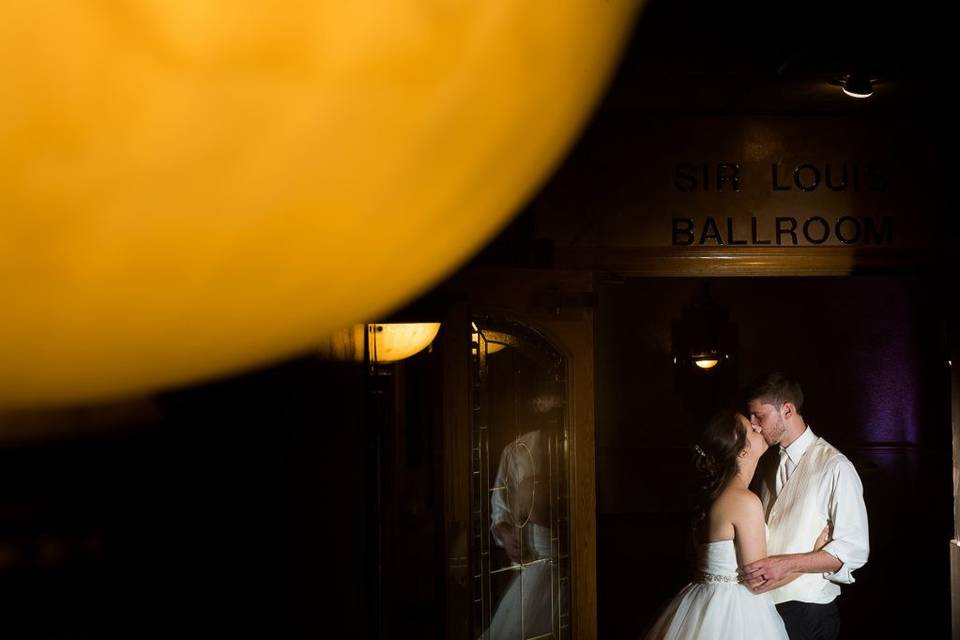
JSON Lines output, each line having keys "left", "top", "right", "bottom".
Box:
{"left": 0, "top": 1, "right": 643, "bottom": 408}
{"left": 317, "top": 325, "right": 366, "bottom": 363}
{"left": 368, "top": 323, "right": 441, "bottom": 364}
{"left": 694, "top": 357, "right": 720, "bottom": 370}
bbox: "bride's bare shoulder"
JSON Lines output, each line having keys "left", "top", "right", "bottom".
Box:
{"left": 711, "top": 486, "right": 762, "bottom": 520}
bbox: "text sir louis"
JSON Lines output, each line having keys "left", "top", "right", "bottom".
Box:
{"left": 671, "top": 162, "right": 894, "bottom": 247}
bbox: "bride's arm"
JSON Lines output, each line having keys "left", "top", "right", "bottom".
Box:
{"left": 730, "top": 490, "right": 818, "bottom": 591}
{"left": 729, "top": 489, "right": 767, "bottom": 567}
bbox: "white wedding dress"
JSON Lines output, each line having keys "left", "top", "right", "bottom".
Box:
{"left": 644, "top": 539, "right": 788, "bottom": 639}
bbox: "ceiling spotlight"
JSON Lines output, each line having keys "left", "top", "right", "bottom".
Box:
{"left": 839, "top": 74, "right": 874, "bottom": 99}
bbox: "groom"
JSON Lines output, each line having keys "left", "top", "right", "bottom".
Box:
{"left": 740, "top": 372, "right": 869, "bottom": 640}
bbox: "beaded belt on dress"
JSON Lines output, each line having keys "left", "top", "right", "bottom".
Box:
{"left": 693, "top": 572, "right": 740, "bottom": 584}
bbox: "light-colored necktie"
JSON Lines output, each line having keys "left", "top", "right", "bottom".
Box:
{"left": 776, "top": 449, "right": 795, "bottom": 494}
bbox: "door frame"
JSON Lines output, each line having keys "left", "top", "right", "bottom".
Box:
{"left": 441, "top": 268, "right": 598, "bottom": 638}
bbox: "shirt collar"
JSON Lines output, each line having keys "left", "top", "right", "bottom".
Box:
{"left": 781, "top": 425, "right": 815, "bottom": 465}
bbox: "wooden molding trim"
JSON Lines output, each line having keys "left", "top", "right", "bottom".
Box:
{"left": 556, "top": 246, "right": 933, "bottom": 277}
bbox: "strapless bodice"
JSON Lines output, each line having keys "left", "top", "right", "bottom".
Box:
{"left": 694, "top": 540, "right": 739, "bottom": 584}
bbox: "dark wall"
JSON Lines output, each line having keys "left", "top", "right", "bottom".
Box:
{"left": 597, "top": 275, "right": 952, "bottom": 638}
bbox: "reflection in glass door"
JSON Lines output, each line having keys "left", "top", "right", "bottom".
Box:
{"left": 471, "top": 317, "right": 572, "bottom": 639}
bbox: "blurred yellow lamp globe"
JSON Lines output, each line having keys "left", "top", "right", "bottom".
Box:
{"left": 0, "top": 1, "right": 640, "bottom": 408}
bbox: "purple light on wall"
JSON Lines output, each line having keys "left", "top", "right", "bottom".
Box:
{"left": 858, "top": 326, "right": 919, "bottom": 444}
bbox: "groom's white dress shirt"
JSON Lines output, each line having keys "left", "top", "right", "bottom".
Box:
{"left": 762, "top": 426, "right": 870, "bottom": 605}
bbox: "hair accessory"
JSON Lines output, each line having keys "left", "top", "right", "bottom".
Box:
{"left": 694, "top": 444, "right": 706, "bottom": 458}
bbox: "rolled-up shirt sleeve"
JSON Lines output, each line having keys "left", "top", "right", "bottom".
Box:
{"left": 819, "top": 455, "right": 869, "bottom": 584}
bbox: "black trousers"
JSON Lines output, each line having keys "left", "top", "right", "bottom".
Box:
{"left": 776, "top": 600, "right": 840, "bottom": 640}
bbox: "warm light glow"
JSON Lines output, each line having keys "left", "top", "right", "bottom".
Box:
{"left": 487, "top": 342, "right": 507, "bottom": 355}
{"left": 0, "top": 2, "right": 643, "bottom": 408}
{"left": 369, "top": 323, "right": 441, "bottom": 363}
{"left": 473, "top": 329, "right": 516, "bottom": 355}
{"left": 694, "top": 359, "right": 720, "bottom": 369}
{"left": 472, "top": 334, "right": 508, "bottom": 355}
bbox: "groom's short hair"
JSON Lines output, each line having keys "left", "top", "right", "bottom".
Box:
{"left": 745, "top": 372, "right": 804, "bottom": 413}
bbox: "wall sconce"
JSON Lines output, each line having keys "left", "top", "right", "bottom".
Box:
{"left": 316, "top": 322, "right": 441, "bottom": 363}
{"left": 317, "top": 324, "right": 365, "bottom": 362}
{"left": 671, "top": 284, "right": 737, "bottom": 373}
{"left": 368, "top": 323, "right": 441, "bottom": 364}
{"left": 671, "top": 284, "right": 739, "bottom": 423}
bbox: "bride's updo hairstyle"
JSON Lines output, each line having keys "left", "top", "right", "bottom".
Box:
{"left": 691, "top": 409, "right": 746, "bottom": 526}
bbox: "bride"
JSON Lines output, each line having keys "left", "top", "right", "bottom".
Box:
{"left": 644, "top": 410, "right": 828, "bottom": 639}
